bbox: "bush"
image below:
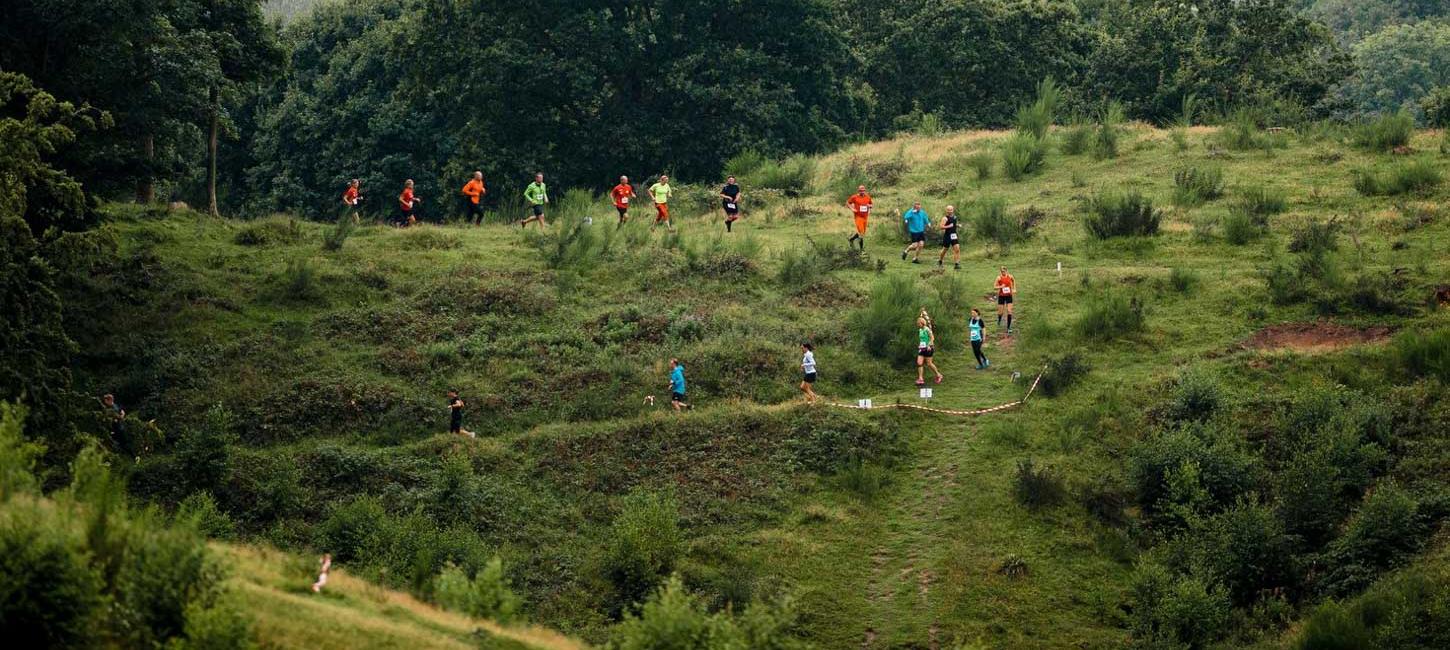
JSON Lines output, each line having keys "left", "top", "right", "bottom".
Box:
{"left": 836, "top": 457, "right": 887, "bottom": 501}
{"left": 1167, "top": 267, "right": 1198, "bottom": 293}
{"left": 1172, "top": 167, "right": 1225, "bottom": 207}
{"left": 0, "top": 503, "right": 104, "bottom": 648}
{"left": 1083, "top": 191, "right": 1160, "bottom": 239}
{"left": 1156, "top": 370, "right": 1223, "bottom": 424}
{"left": 1288, "top": 219, "right": 1341, "bottom": 256}
{"left": 1294, "top": 600, "right": 1372, "bottom": 650}
{"left": 1221, "top": 211, "right": 1261, "bottom": 245}
{"left": 433, "top": 557, "right": 523, "bottom": 623}
{"left": 1351, "top": 110, "right": 1414, "bottom": 151}
{"left": 1092, "top": 101, "right": 1124, "bottom": 160}
{"left": 1316, "top": 482, "right": 1426, "bottom": 597}
{"left": 755, "top": 154, "right": 816, "bottom": 198}
{"left": 1273, "top": 421, "right": 1387, "bottom": 549}
{"left": 604, "top": 490, "right": 684, "bottom": 610}
{"left": 1001, "top": 133, "right": 1046, "bottom": 181}
{"left": 1013, "top": 76, "right": 1061, "bottom": 140}
{"left": 723, "top": 149, "right": 767, "bottom": 179}
{"left": 1128, "top": 562, "right": 1231, "bottom": 649}
{"left": 1354, "top": 158, "right": 1444, "bottom": 196}
{"left": 970, "top": 199, "right": 1029, "bottom": 248}
{"left": 1421, "top": 85, "right": 1450, "bottom": 128}
{"left": 1060, "top": 121, "right": 1093, "bottom": 156}
{"left": 1229, "top": 185, "right": 1287, "bottom": 225}
{"left": 964, "top": 152, "right": 994, "bottom": 180}
{"left": 280, "top": 258, "right": 320, "bottom": 301}
{"left": 1217, "top": 108, "right": 1270, "bottom": 151}
{"left": 1012, "top": 458, "right": 1066, "bottom": 510}
{"left": 173, "top": 405, "right": 238, "bottom": 495}
{"left": 775, "top": 246, "right": 821, "bottom": 289}
{"left": 1074, "top": 293, "right": 1145, "bottom": 339}
{"left": 1393, "top": 328, "right": 1450, "bottom": 382}
{"left": 1036, "top": 352, "right": 1089, "bottom": 397}
{"left": 851, "top": 275, "right": 925, "bottom": 366}
{"left": 321, "top": 216, "right": 354, "bottom": 251}
{"left": 318, "top": 496, "right": 389, "bottom": 563}
{"left": 1184, "top": 499, "right": 1296, "bottom": 606}
{"left": 174, "top": 491, "right": 235, "bottom": 540}
{"left": 1128, "top": 423, "right": 1259, "bottom": 530}
{"left": 233, "top": 216, "right": 302, "bottom": 246}
{"left": 610, "top": 575, "right": 803, "bottom": 650}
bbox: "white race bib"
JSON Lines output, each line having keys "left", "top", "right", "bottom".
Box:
{"left": 859, "top": 205, "right": 870, "bottom": 213}
{"left": 1002, "top": 286, "right": 1012, "bottom": 294}
{"left": 621, "top": 197, "right": 629, "bottom": 204}
{"left": 949, "top": 233, "right": 958, "bottom": 241}
{"left": 726, "top": 203, "right": 736, "bottom": 210}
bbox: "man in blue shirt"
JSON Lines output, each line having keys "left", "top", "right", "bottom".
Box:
{"left": 668, "top": 358, "right": 690, "bottom": 412}
{"left": 901, "top": 201, "right": 930, "bottom": 263}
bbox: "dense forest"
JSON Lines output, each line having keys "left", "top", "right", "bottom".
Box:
{"left": 4, "top": 0, "right": 1450, "bottom": 648}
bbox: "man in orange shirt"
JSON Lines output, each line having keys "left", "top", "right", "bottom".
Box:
{"left": 845, "top": 185, "right": 872, "bottom": 250}
{"left": 994, "top": 266, "right": 1017, "bottom": 333}
{"left": 341, "top": 179, "right": 361, "bottom": 222}
{"left": 461, "top": 172, "right": 486, "bottom": 225}
{"left": 397, "top": 179, "right": 421, "bottom": 227}
{"left": 610, "top": 175, "right": 635, "bottom": 226}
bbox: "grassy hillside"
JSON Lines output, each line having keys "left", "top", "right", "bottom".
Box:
{"left": 72, "top": 122, "right": 1450, "bottom": 647}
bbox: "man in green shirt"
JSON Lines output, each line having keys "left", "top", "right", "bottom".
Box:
{"left": 648, "top": 174, "right": 673, "bottom": 230}
{"left": 522, "top": 172, "right": 548, "bottom": 228}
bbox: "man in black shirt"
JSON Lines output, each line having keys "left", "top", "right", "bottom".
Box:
{"left": 719, "top": 176, "right": 742, "bottom": 232}
{"left": 447, "top": 390, "right": 474, "bottom": 438}
{"left": 937, "top": 204, "right": 961, "bottom": 269}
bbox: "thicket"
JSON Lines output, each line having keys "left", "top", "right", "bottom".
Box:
{"left": 1083, "top": 191, "right": 1160, "bottom": 239}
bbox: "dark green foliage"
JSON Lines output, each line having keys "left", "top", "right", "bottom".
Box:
{"left": 1271, "top": 388, "right": 1390, "bottom": 548}
{"left": 1002, "top": 133, "right": 1047, "bottom": 181}
{"left": 433, "top": 558, "right": 523, "bottom": 624}
{"left": 1182, "top": 499, "right": 1296, "bottom": 606}
{"left": 280, "top": 258, "right": 320, "bottom": 301}
{"left": 1295, "top": 600, "right": 1372, "bottom": 650}
{"left": 604, "top": 490, "right": 684, "bottom": 610}
{"left": 1421, "top": 85, "right": 1450, "bottom": 128}
{"left": 0, "top": 502, "right": 104, "bottom": 648}
{"left": 753, "top": 155, "right": 817, "bottom": 198}
{"left": 1172, "top": 167, "right": 1225, "bottom": 207}
{"left": 1012, "top": 458, "right": 1066, "bottom": 510}
{"left": 970, "top": 200, "right": 1033, "bottom": 248}
{"left": 1294, "top": 561, "right": 1450, "bottom": 650}
{"left": 316, "top": 494, "right": 490, "bottom": 593}
{"left": 1156, "top": 371, "right": 1224, "bottom": 425}
{"left": 1168, "top": 267, "right": 1199, "bottom": 293}
{"left": 1129, "top": 423, "right": 1260, "bottom": 530}
{"left": 175, "top": 491, "right": 236, "bottom": 540}
{"left": 1393, "top": 328, "right": 1450, "bottom": 382}
{"left": 852, "top": 275, "right": 925, "bottom": 366}
{"left": 1037, "top": 352, "right": 1089, "bottom": 398}
{"left": 1127, "top": 561, "right": 1231, "bottom": 649}
{"left": 173, "top": 405, "right": 238, "bottom": 495}
{"left": 1083, "top": 191, "right": 1161, "bottom": 239}
{"left": 0, "top": 215, "right": 80, "bottom": 449}
{"left": 609, "top": 575, "right": 805, "bottom": 649}
{"left": 1074, "top": 293, "right": 1146, "bottom": 339}
{"left": 1354, "top": 159, "right": 1444, "bottom": 196}
{"left": 1352, "top": 110, "right": 1415, "bottom": 150}
{"left": 1217, "top": 108, "right": 1289, "bottom": 152}
{"left": 1316, "top": 483, "right": 1426, "bottom": 597}
{"left": 1230, "top": 185, "right": 1288, "bottom": 224}
{"left": 322, "top": 216, "right": 354, "bottom": 251}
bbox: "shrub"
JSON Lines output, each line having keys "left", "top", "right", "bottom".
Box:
{"left": 971, "top": 199, "right": 1028, "bottom": 248}
{"left": 1128, "top": 562, "right": 1231, "bottom": 649}
{"left": 1184, "top": 499, "right": 1296, "bottom": 606}
{"left": 1172, "top": 166, "right": 1225, "bottom": 207}
{"left": 1092, "top": 101, "right": 1124, "bottom": 160}
{"left": 233, "top": 216, "right": 302, "bottom": 246}
{"left": 1002, "top": 133, "right": 1046, "bottom": 181}
{"left": 964, "top": 152, "right": 994, "bottom": 180}
{"left": 836, "top": 457, "right": 887, "bottom": 501}
{"left": 723, "top": 149, "right": 767, "bottom": 179}
{"left": 1393, "top": 328, "right": 1450, "bottom": 382}
{"left": 852, "top": 275, "right": 925, "bottom": 366}
{"left": 756, "top": 154, "right": 816, "bottom": 198}
{"left": 1128, "top": 423, "right": 1259, "bottom": 529}
{"left": 1012, "top": 458, "right": 1066, "bottom": 510}
{"left": 1221, "top": 211, "right": 1261, "bottom": 245}
{"left": 433, "top": 557, "right": 523, "bottom": 623}
{"left": 1229, "top": 185, "right": 1287, "bottom": 224}
{"left": 604, "top": 490, "right": 684, "bottom": 609}
{"left": 1354, "top": 158, "right": 1443, "bottom": 196}
{"left": 318, "top": 495, "right": 389, "bottom": 563}
{"left": 321, "top": 215, "right": 354, "bottom": 251}
{"left": 775, "top": 246, "right": 821, "bottom": 289}
{"left": 1295, "top": 600, "right": 1373, "bottom": 650}
{"left": 179, "top": 598, "right": 253, "bottom": 650}
{"left": 1168, "top": 267, "right": 1198, "bottom": 293}
{"left": 1351, "top": 110, "right": 1414, "bottom": 151}
{"left": 1316, "top": 482, "right": 1426, "bottom": 597}
{"left": 1218, "top": 108, "right": 1267, "bottom": 151}
{"left": 1274, "top": 423, "right": 1387, "bottom": 549}
{"left": 0, "top": 503, "right": 104, "bottom": 648}
{"left": 174, "top": 491, "right": 235, "bottom": 540}
{"left": 280, "top": 258, "right": 320, "bottom": 301}
{"left": 1156, "top": 370, "right": 1223, "bottom": 424}
{"left": 1074, "top": 293, "right": 1145, "bottom": 339}
{"left": 1036, "top": 352, "right": 1089, "bottom": 397}
{"left": 1060, "top": 121, "right": 1093, "bottom": 156}
{"left": 610, "top": 575, "right": 802, "bottom": 650}
{"left": 1083, "top": 191, "right": 1160, "bottom": 239}
{"left": 1014, "top": 76, "right": 1061, "bottom": 140}
{"left": 1421, "top": 85, "right": 1450, "bottom": 128}
{"left": 173, "top": 405, "right": 238, "bottom": 495}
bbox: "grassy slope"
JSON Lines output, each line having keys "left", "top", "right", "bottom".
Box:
{"left": 221, "top": 543, "right": 582, "bottom": 650}
{"left": 87, "top": 125, "right": 1448, "bottom": 648}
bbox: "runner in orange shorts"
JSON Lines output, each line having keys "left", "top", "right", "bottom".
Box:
{"left": 846, "top": 185, "right": 872, "bottom": 250}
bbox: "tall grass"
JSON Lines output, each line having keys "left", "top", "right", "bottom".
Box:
{"left": 1083, "top": 190, "right": 1160, "bottom": 239}
{"left": 1393, "top": 328, "right": 1450, "bottom": 382}
{"left": 1014, "top": 76, "right": 1061, "bottom": 140}
{"left": 1229, "top": 185, "right": 1287, "bottom": 224}
{"left": 1092, "top": 101, "right": 1124, "bottom": 160}
{"left": 1002, "top": 133, "right": 1046, "bottom": 181}
{"left": 1351, "top": 110, "right": 1414, "bottom": 151}
{"left": 1074, "top": 293, "right": 1146, "bottom": 338}
{"left": 971, "top": 199, "right": 1030, "bottom": 248}
{"left": 1060, "top": 118, "right": 1093, "bottom": 156}
{"left": 723, "top": 149, "right": 768, "bottom": 179}
{"left": 1353, "top": 159, "right": 1443, "bottom": 197}
{"left": 754, "top": 154, "right": 817, "bottom": 197}
{"left": 1172, "top": 166, "right": 1225, "bottom": 207}
{"left": 964, "top": 152, "right": 994, "bottom": 180}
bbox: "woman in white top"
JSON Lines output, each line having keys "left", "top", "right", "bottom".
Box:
{"left": 800, "top": 342, "right": 818, "bottom": 404}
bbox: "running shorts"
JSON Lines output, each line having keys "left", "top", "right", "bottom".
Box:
{"left": 997, "top": 294, "right": 1014, "bottom": 305}
{"left": 854, "top": 216, "right": 869, "bottom": 235}
{"left": 910, "top": 231, "right": 926, "bottom": 243}
{"left": 918, "top": 346, "right": 934, "bottom": 358}
{"left": 803, "top": 372, "right": 817, "bottom": 383}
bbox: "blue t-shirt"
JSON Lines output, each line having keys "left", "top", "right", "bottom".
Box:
{"left": 671, "top": 366, "right": 686, "bottom": 394}
{"left": 904, "top": 208, "right": 929, "bottom": 233}
{"left": 969, "top": 318, "right": 984, "bottom": 342}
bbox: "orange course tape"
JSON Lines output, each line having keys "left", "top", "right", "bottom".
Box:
{"left": 824, "top": 364, "right": 1048, "bottom": 416}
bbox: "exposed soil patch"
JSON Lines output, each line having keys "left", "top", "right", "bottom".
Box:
{"left": 1241, "top": 322, "right": 1392, "bottom": 352}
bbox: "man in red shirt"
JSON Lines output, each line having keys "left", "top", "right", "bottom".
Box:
{"left": 846, "top": 185, "right": 872, "bottom": 250}
{"left": 461, "top": 172, "right": 485, "bottom": 225}
{"left": 610, "top": 175, "right": 635, "bottom": 226}
{"left": 397, "top": 179, "right": 421, "bottom": 227}
{"left": 994, "top": 266, "right": 1017, "bottom": 333}
{"left": 341, "top": 179, "right": 361, "bottom": 222}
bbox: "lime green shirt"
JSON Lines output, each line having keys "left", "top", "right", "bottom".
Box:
{"left": 650, "top": 182, "right": 672, "bottom": 204}
{"left": 918, "top": 327, "right": 931, "bottom": 347}
{"left": 525, "top": 181, "right": 548, "bottom": 206}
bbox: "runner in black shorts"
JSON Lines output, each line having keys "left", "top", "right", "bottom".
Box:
{"left": 937, "top": 205, "right": 961, "bottom": 269}
{"left": 799, "top": 342, "right": 818, "bottom": 404}
{"left": 720, "top": 176, "right": 741, "bottom": 232}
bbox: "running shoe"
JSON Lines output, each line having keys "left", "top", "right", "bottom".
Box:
{"left": 901, "top": 250, "right": 908, "bottom": 260}
{"left": 935, "top": 374, "right": 943, "bottom": 384}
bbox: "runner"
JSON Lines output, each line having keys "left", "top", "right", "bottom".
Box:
{"left": 522, "top": 172, "right": 548, "bottom": 228}
{"left": 461, "top": 172, "right": 486, "bottom": 226}
{"left": 800, "top": 342, "right": 818, "bottom": 404}
{"left": 101, "top": 393, "right": 125, "bottom": 437}
{"left": 720, "top": 176, "right": 742, "bottom": 232}
{"left": 901, "top": 201, "right": 929, "bottom": 263}
{"left": 447, "top": 389, "right": 475, "bottom": 438}
{"left": 937, "top": 205, "right": 961, "bottom": 269}
{"left": 846, "top": 185, "right": 872, "bottom": 250}
{"left": 649, "top": 174, "right": 673, "bottom": 230}
{"left": 968, "top": 308, "right": 990, "bottom": 369}
{"left": 311, "top": 553, "right": 332, "bottom": 593}
{"left": 341, "top": 179, "right": 361, "bottom": 222}
{"left": 916, "top": 313, "right": 943, "bottom": 386}
{"left": 668, "top": 358, "right": 690, "bottom": 412}
{"left": 611, "top": 175, "right": 635, "bottom": 226}
{"left": 994, "top": 266, "right": 1016, "bottom": 333}
{"left": 397, "top": 179, "right": 421, "bottom": 227}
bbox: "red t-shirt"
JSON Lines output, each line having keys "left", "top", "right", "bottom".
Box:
{"left": 399, "top": 188, "right": 415, "bottom": 210}
{"left": 342, "top": 187, "right": 359, "bottom": 205}
{"left": 847, "top": 193, "right": 873, "bottom": 215}
{"left": 611, "top": 183, "right": 635, "bottom": 209}
{"left": 995, "top": 274, "right": 1016, "bottom": 296}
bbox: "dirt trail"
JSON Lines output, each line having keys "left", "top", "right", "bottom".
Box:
{"left": 1240, "top": 322, "right": 1392, "bottom": 352}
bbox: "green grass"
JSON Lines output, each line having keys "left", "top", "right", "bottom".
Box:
{"left": 74, "top": 124, "right": 1450, "bottom": 648}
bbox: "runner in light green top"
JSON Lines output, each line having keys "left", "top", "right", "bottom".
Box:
{"left": 649, "top": 174, "right": 674, "bottom": 230}
{"left": 915, "top": 310, "right": 942, "bottom": 386}
{"left": 521, "top": 172, "right": 548, "bottom": 228}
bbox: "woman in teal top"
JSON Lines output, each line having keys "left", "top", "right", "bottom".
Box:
{"left": 969, "top": 307, "right": 990, "bottom": 369}
{"left": 916, "top": 314, "right": 943, "bottom": 386}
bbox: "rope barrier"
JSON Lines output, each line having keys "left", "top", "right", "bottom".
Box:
{"left": 822, "top": 364, "right": 1047, "bottom": 417}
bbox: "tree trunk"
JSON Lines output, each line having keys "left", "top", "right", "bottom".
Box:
{"left": 208, "top": 85, "right": 220, "bottom": 217}
{"left": 136, "top": 134, "right": 155, "bottom": 204}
